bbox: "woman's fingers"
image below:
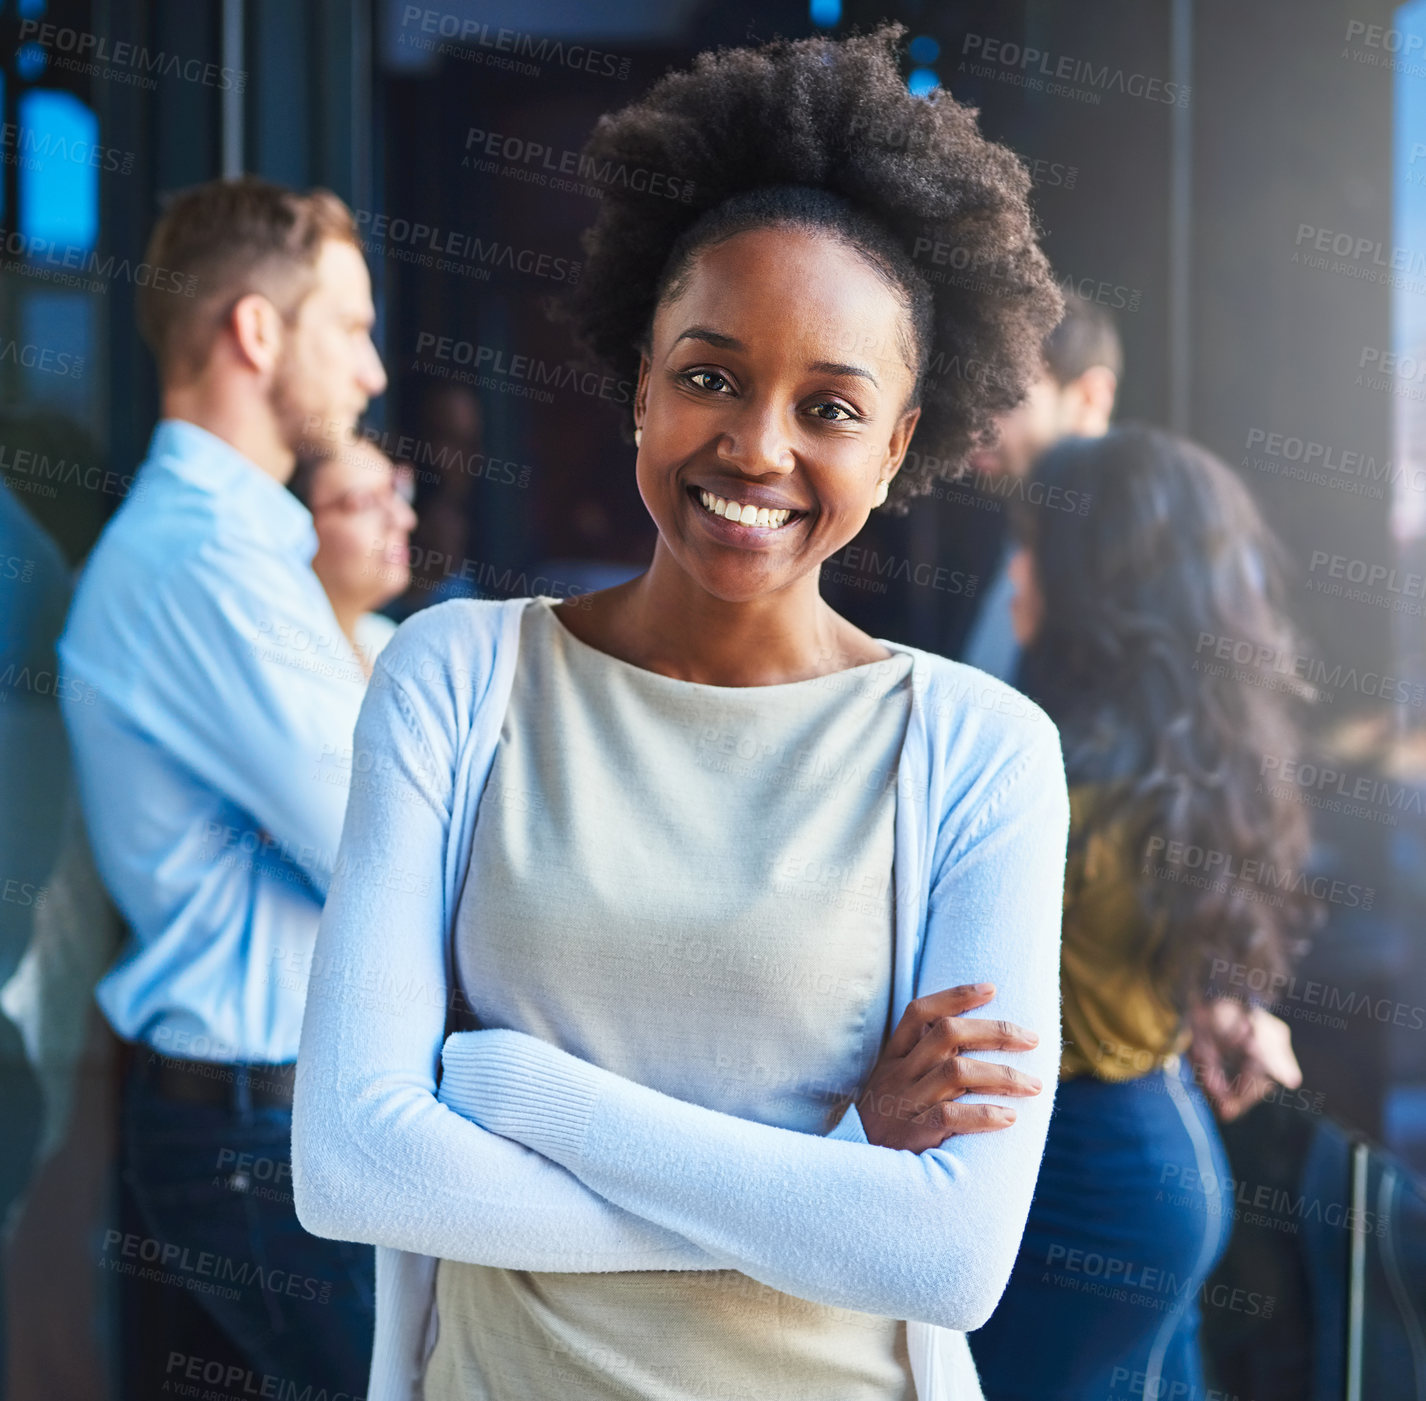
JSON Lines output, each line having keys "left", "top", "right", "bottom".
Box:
{"left": 859, "top": 1045, "right": 1041, "bottom": 1132}
{"left": 1246, "top": 1006, "right": 1302, "bottom": 1089}
{"left": 884, "top": 984, "right": 1000, "bottom": 1058}
{"left": 917, "top": 1013, "right": 1040, "bottom": 1053}
{"left": 908, "top": 1046, "right": 1043, "bottom": 1101}
{"left": 897, "top": 1014, "right": 1040, "bottom": 1087}
{"left": 902, "top": 1100, "right": 1019, "bottom": 1153}
{"left": 859, "top": 985, "right": 1044, "bottom": 1150}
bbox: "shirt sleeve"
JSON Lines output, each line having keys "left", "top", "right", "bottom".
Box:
{"left": 125, "top": 536, "right": 365, "bottom": 896}
{"left": 290, "top": 627, "right": 728, "bottom": 1272}
{"left": 435, "top": 714, "right": 1070, "bottom": 1331}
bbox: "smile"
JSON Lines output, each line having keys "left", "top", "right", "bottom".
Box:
{"left": 691, "top": 486, "right": 805, "bottom": 531}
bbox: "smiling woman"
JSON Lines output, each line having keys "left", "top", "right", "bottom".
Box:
{"left": 292, "top": 23, "right": 1070, "bottom": 1401}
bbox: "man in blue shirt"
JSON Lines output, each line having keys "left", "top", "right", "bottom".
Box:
{"left": 58, "top": 177, "right": 388, "bottom": 1398}
{"left": 952, "top": 293, "right": 1122, "bottom": 680}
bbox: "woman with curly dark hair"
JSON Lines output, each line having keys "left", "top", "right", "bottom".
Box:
{"left": 294, "top": 25, "right": 1070, "bottom": 1401}
{"left": 968, "top": 424, "right": 1319, "bottom": 1400}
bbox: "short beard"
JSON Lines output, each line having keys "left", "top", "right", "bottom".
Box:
{"left": 270, "top": 341, "right": 343, "bottom": 461}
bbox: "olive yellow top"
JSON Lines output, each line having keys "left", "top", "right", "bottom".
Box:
{"left": 1059, "top": 785, "right": 1191, "bottom": 1081}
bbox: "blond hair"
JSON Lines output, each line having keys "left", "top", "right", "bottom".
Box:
{"left": 136, "top": 175, "right": 360, "bottom": 384}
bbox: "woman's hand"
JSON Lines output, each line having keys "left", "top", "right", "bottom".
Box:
{"left": 1188, "top": 997, "right": 1302, "bottom": 1121}
{"left": 854, "top": 983, "right": 1043, "bottom": 1152}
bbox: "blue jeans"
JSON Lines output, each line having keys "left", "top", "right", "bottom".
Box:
{"left": 969, "top": 1057, "right": 1235, "bottom": 1401}
{"left": 117, "top": 1053, "right": 374, "bottom": 1398}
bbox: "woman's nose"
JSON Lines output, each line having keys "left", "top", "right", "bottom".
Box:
{"left": 716, "top": 401, "right": 796, "bottom": 475}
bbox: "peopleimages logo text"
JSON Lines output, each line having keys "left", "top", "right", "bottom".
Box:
{"left": 17, "top": 20, "right": 245, "bottom": 90}
{"left": 413, "top": 334, "right": 632, "bottom": 404}
{"left": 463, "top": 128, "right": 694, "bottom": 202}
{"left": 402, "top": 5, "right": 630, "bottom": 80}
{"left": 960, "top": 34, "right": 1189, "bottom": 106}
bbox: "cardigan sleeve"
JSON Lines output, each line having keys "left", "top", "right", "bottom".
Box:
{"left": 437, "top": 710, "right": 1069, "bottom": 1331}
{"left": 290, "top": 625, "right": 728, "bottom": 1273}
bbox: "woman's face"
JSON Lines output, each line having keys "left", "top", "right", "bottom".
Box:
{"left": 1008, "top": 544, "right": 1045, "bottom": 646}
{"left": 307, "top": 443, "right": 417, "bottom": 614}
{"left": 633, "top": 225, "right": 922, "bottom": 604}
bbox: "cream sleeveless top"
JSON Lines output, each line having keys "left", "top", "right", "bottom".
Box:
{"left": 422, "top": 595, "right": 915, "bottom": 1400}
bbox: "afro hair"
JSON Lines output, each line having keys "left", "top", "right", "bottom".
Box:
{"left": 561, "top": 22, "right": 1064, "bottom": 513}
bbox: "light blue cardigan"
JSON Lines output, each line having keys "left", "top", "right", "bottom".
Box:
{"left": 291, "top": 596, "right": 1069, "bottom": 1401}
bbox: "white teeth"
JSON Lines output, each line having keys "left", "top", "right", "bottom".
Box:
{"left": 698, "top": 489, "right": 793, "bottom": 529}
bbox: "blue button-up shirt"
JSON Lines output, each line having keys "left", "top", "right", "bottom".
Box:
{"left": 58, "top": 420, "right": 368, "bottom": 1063}
{"left": 960, "top": 546, "right": 1021, "bottom": 684}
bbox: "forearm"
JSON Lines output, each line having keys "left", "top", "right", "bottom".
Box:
{"left": 294, "top": 1034, "right": 728, "bottom": 1271}
{"left": 441, "top": 1028, "right": 1027, "bottom": 1329}
{"left": 293, "top": 927, "right": 730, "bottom": 1272}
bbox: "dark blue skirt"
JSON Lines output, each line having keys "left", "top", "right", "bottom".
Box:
{"left": 969, "top": 1056, "right": 1235, "bottom": 1401}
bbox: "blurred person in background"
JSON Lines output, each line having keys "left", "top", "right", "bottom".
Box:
{"left": 286, "top": 438, "right": 416, "bottom": 675}
{"left": 0, "top": 421, "right": 128, "bottom": 1401}
{"left": 968, "top": 425, "right": 1319, "bottom": 1401}
{"left": 56, "top": 175, "right": 386, "bottom": 1399}
{"left": 955, "top": 292, "right": 1121, "bottom": 681}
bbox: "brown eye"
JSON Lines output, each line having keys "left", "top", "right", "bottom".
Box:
{"left": 682, "top": 368, "right": 734, "bottom": 394}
